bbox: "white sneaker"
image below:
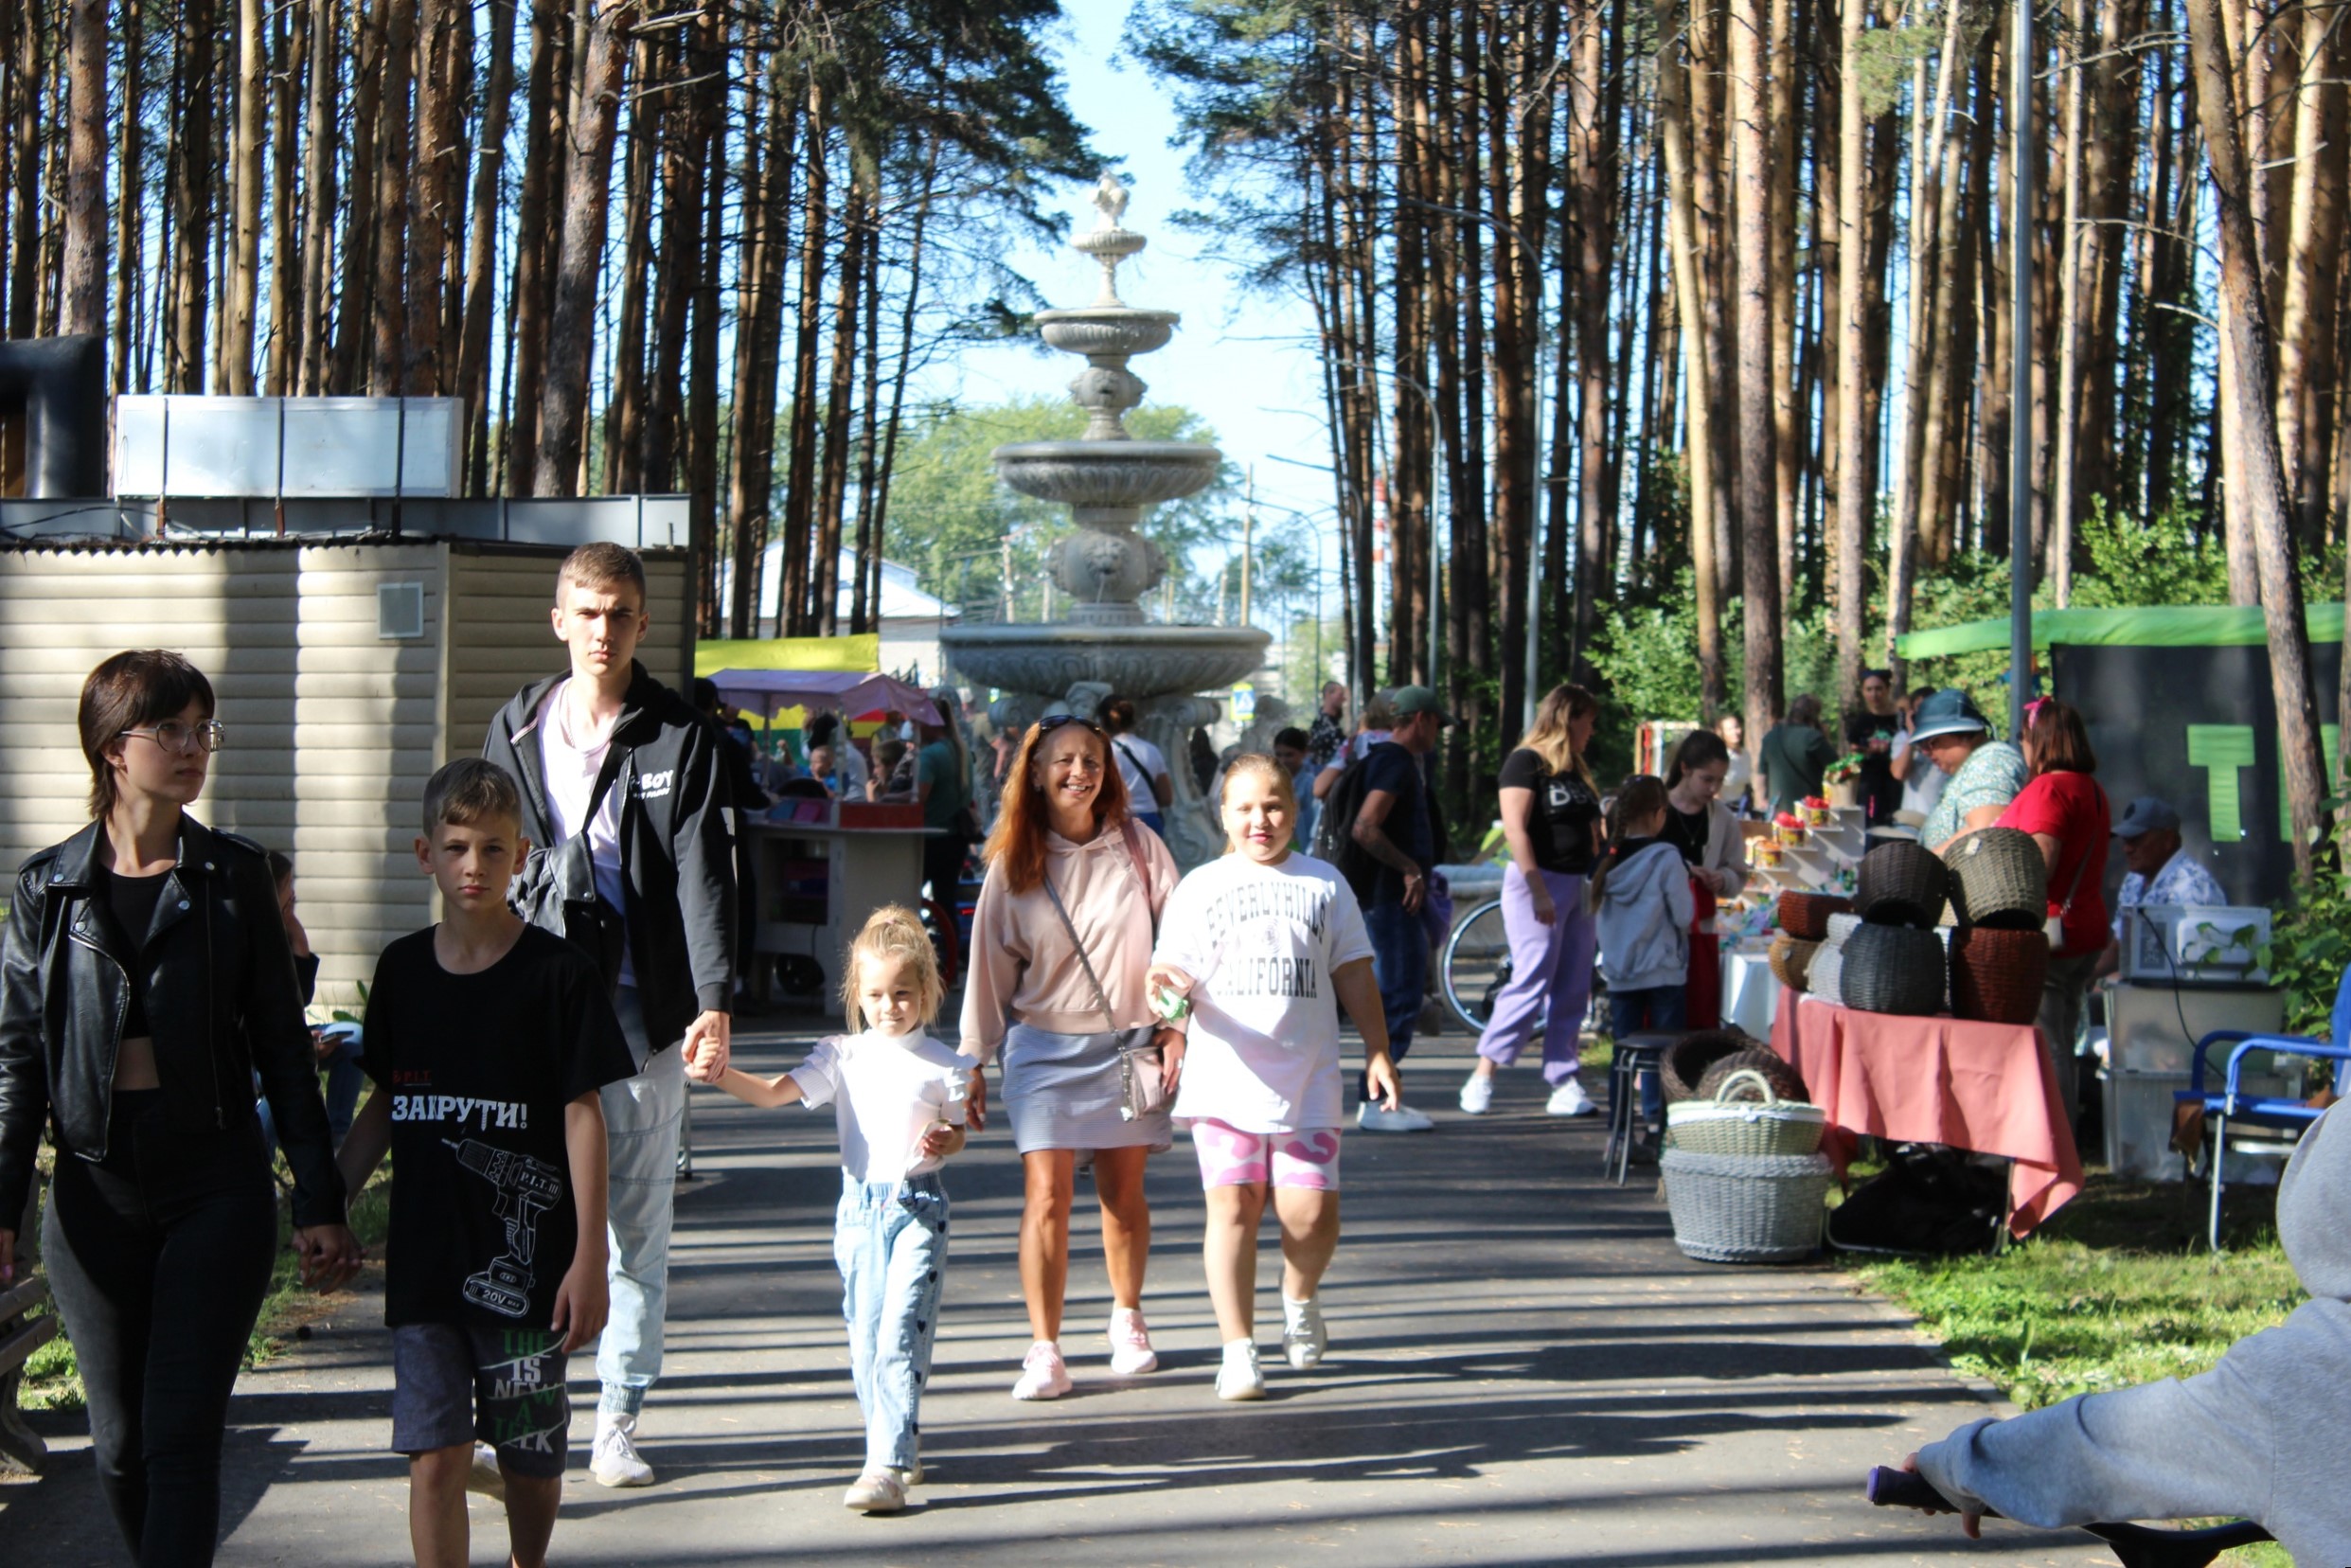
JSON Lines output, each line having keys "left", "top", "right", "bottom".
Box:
{"left": 1546, "top": 1078, "right": 1598, "bottom": 1117}
{"left": 1011, "top": 1340, "right": 1072, "bottom": 1400}
{"left": 844, "top": 1469, "right": 906, "bottom": 1512}
{"left": 1457, "top": 1072, "right": 1495, "bottom": 1114}
{"left": 467, "top": 1441, "right": 505, "bottom": 1500}
{"left": 590, "top": 1414, "right": 655, "bottom": 1488}
{"left": 1281, "top": 1296, "right": 1327, "bottom": 1370}
{"left": 1215, "top": 1340, "right": 1266, "bottom": 1400}
{"left": 1107, "top": 1307, "right": 1160, "bottom": 1375}
{"left": 1358, "top": 1101, "right": 1434, "bottom": 1132}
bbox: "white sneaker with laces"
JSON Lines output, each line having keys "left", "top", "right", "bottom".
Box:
{"left": 467, "top": 1441, "right": 506, "bottom": 1500}
{"left": 844, "top": 1469, "right": 906, "bottom": 1513}
{"left": 1011, "top": 1340, "right": 1072, "bottom": 1400}
{"left": 1215, "top": 1340, "right": 1266, "bottom": 1400}
{"left": 1457, "top": 1072, "right": 1495, "bottom": 1114}
{"left": 591, "top": 1414, "right": 655, "bottom": 1488}
{"left": 1358, "top": 1101, "right": 1435, "bottom": 1132}
{"left": 1281, "top": 1296, "right": 1327, "bottom": 1369}
{"left": 1546, "top": 1078, "right": 1598, "bottom": 1117}
{"left": 1107, "top": 1307, "right": 1160, "bottom": 1375}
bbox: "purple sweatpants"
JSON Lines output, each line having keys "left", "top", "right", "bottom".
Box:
{"left": 1475, "top": 864, "right": 1597, "bottom": 1085}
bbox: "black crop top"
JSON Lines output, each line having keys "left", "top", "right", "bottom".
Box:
{"left": 106, "top": 867, "right": 172, "bottom": 1038}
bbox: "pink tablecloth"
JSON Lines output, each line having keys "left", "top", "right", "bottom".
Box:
{"left": 1770, "top": 994, "right": 2084, "bottom": 1237}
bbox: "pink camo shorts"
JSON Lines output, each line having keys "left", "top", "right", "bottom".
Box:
{"left": 1190, "top": 1119, "right": 1341, "bottom": 1192}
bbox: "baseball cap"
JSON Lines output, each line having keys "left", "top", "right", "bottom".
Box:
{"left": 1391, "top": 685, "right": 1451, "bottom": 724}
{"left": 1907, "top": 687, "right": 1990, "bottom": 742}
{"left": 2113, "top": 795, "right": 2182, "bottom": 838}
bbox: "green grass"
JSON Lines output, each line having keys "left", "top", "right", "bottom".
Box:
{"left": 21, "top": 1162, "right": 391, "bottom": 1415}
{"left": 1854, "top": 1173, "right": 2303, "bottom": 1567}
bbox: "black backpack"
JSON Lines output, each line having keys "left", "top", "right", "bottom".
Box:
{"left": 1313, "top": 743, "right": 1417, "bottom": 902}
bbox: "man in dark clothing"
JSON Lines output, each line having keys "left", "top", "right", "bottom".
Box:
{"left": 1305, "top": 682, "right": 1348, "bottom": 773}
{"left": 1348, "top": 685, "right": 1448, "bottom": 1133}
{"left": 1758, "top": 694, "right": 1838, "bottom": 816}
{"left": 481, "top": 543, "right": 734, "bottom": 1488}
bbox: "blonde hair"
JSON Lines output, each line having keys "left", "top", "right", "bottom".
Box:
{"left": 1216, "top": 753, "right": 1298, "bottom": 852}
{"left": 840, "top": 904, "right": 945, "bottom": 1029}
{"left": 1515, "top": 684, "right": 1598, "bottom": 786}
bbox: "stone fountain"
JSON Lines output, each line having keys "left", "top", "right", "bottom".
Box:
{"left": 941, "top": 175, "right": 1269, "bottom": 867}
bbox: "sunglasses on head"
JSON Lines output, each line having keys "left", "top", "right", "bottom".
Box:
{"left": 1035, "top": 714, "right": 1104, "bottom": 737}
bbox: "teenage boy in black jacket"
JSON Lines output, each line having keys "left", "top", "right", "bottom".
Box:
{"left": 482, "top": 541, "right": 736, "bottom": 1488}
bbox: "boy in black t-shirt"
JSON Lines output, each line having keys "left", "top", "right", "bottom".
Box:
{"left": 339, "top": 758, "right": 635, "bottom": 1568}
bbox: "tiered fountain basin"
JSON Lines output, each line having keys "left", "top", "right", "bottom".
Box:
{"left": 940, "top": 621, "right": 1266, "bottom": 704}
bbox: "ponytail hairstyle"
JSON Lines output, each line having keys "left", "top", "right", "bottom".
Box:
{"left": 840, "top": 903, "right": 946, "bottom": 1030}
{"left": 1588, "top": 775, "right": 1671, "bottom": 907}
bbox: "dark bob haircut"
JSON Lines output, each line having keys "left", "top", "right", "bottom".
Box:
{"left": 79, "top": 650, "right": 216, "bottom": 819}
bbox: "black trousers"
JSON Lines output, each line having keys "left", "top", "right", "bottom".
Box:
{"left": 42, "top": 1090, "right": 278, "bottom": 1567}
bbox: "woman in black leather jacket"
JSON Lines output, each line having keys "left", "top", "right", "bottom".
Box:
{"left": 0, "top": 650, "right": 358, "bottom": 1567}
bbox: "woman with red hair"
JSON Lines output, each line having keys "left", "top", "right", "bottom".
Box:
{"left": 959, "top": 714, "right": 1184, "bottom": 1401}
{"left": 1994, "top": 698, "right": 2111, "bottom": 1127}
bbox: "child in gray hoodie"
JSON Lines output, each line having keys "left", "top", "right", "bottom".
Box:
{"left": 1592, "top": 775, "right": 1695, "bottom": 1042}
{"left": 1909, "top": 1101, "right": 2351, "bottom": 1563}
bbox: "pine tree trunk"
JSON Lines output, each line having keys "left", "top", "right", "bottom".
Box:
{"left": 727, "top": 47, "right": 794, "bottom": 638}
{"left": 168, "top": 0, "right": 216, "bottom": 390}
{"left": 506, "top": 2, "right": 568, "bottom": 492}
{"left": 2185, "top": 0, "right": 2329, "bottom": 872}
{"left": 1730, "top": 0, "right": 1781, "bottom": 739}
{"left": 368, "top": 0, "right": 413, "bottom": 393}
{"left": 532, "top": 0, "right": 627, "bottom": 497}
{"left": 60, "top": 0, "right": 106, "bottom": 341}
{"left": 812, "top": 177, "right": 868, "bottom": 638}
{"left": 218, "top": 0, "right": 264, "bottom": 391}
{"left": 686, "top": 17, "right": 722, "bottom": 635}
{"left": 864, "top": 133, "right": 936, "bottom": 646}
{"left": 1833, "top": 0, "right": 1870, "bottom": 709}
{"left": 456, "top": 0, "right": 516, "bottom": 490}
{"left": 263, "top": 0, "right": 298, "bottom": 394}
{"left": 599, "top": 32, "right": 656, "bottom": 495}
{"left": 780, "top": 73, "right": 829, "bottom": 634}
{"left": 329, "top": 0, "right": 379, "bottom": 393}
{"left": 111, "top": 0, "right": 144, "bottom": 391}
{"left": 1661, "top": 0, "right": 1727, "bottom": 714}
{"left": 405, "top": 0, "right": 459, "bottom": 395}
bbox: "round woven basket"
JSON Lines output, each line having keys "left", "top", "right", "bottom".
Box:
{"left": 1666, "top": 1069, "right": 1827, "bottom": 1157}
{"left": 1808, "top": 944, "right": 1845, "bottom": 1006}
{"left": 1661, "top": 1028, "right": 1762, "bottom": 1103}
{"left": 1943, "top": 827, "right": 2050, "bottom": 930}
{"left": 1768, "top": 934, "right": 1820, "bottom": 992}
{"left": 1824, "top": 912, "right": 1864, "bottom": 947}
{"left": 1776, "top": 890, "right": 1853, "bottom": 941}
{"left": 1694, "top": 1046, "right": 1810, "bottom": 1104}
{"left": 1855, "top": 840, "right": 1950, "bottom": 929}
{"left": 1660, "top": 1149, "right": 1833, "bottom": 1263}
{"left": 1948, "top": 924, "right": 2051, "bottom": 1025}
{"left": 1839, "top": 922, "right": 1948, "bottom": 1016}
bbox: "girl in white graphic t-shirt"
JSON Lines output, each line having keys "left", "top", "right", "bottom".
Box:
{"left": 687, "top": 906, "right": 964, "bottom": 1516}
{"left": 1147, "top": 754, "right": 1399, "bottom": 1401}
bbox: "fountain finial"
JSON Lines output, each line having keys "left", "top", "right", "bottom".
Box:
{"left": 1071, "top": 173, "right": 1147, "bottom": 307}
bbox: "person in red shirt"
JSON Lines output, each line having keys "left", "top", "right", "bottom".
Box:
{"left": 1993, "top": 699, "right": 2110, "bottom": 1127}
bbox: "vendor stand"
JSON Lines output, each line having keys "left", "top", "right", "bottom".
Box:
{"left": 711, "top": 668, "right": 945, "bottom": 1013}
{"left": 1771, "top": 995, "right": 2084, "bottom": 1237}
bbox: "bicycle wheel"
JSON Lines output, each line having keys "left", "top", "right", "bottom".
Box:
{"left": 1442, "top": 898, "right": 1514, "bottom": 1033}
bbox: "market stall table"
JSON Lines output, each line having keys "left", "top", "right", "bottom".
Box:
{"left": 1770, "top": 994, "right": 2083, "bottom": 1236}
{"left": 746, "top": 808, "right": 939, "bottom": 1014}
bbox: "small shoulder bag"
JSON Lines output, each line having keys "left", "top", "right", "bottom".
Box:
{"left": 1040, "top": 833, "right": 1167, "bottom": 1122}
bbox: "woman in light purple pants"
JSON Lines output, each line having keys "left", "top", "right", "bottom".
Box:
{"left": 1459, "top": 686, "right": 1606, "bottom": 1119}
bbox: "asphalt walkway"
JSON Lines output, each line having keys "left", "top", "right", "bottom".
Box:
{"left": 2, "top": 1025, "right": 2106, "bottom": 1566}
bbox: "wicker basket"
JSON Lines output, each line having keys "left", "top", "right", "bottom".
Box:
{"left": 1768, "top": 934, "right": 1820, "bottom": 992}
{"left": 1695, "top": 1047, "right": 1810, "bottom": 1104}
{"left": 1948, "top": 923, "right": 2051, "bottom": 1025}
{"left": 1667, "top": 1069, "right": 1827, "bottom": 1157}
{"left": 1943, "top": 827, "right": 2050, "bottom": 930}
{"left": 1661, "top": 1148, "right": 1834, "bottom": 1263}
{"left": 1824, "top": 912, "right": 1864, "bottom": 947}
{"left": 1839, "top": 922, "right": 1948, "bottom": 1015}
{"left": 1808, "top": 944, "right": 1846, "bottom": 1006}
{"left": 1856, "top": 840, "right": 1950, "bottom": 929}
{"left": 1661, "top": 1029, "right": 1762, "bottom": 1103}
{"left": 1776, "top": 890, "right": 1853, "bottom": 941}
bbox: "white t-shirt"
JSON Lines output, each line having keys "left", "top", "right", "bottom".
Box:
{"left": 1152, "top": 852, "right": 1376, "bottom": 1132}
{"left": 1318, "top": 729, "right": 1392, "bottom": 780}
{"left": 538, "top": 679, "right": 632, "bottom": 986}
{"left": 788, "top": 1028, "right": 970, "bottom": 1184}
{"left": 1110, "top": 734, "right": 1168, "bottom": 806}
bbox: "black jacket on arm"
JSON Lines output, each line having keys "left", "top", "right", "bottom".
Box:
{"left": 483, "top": 662, "right": 736, "bottom": 1053}
{"left": 0, "top": 814, "right": 348, "bottom": 1233}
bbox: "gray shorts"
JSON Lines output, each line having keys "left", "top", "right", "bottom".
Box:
{"left": 390, "top": 1323, "right": 571, "bottom": 1479}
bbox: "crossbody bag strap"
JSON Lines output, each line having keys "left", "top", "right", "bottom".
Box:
{"left": 1117, "top": 816, "right": 1162, "bottom": 939}
{"left": 1040, "top": 872, "right": 1121, "bottom": 1034}
{"left": 2057, "top": 829, "right": 2093, "bottom": 916}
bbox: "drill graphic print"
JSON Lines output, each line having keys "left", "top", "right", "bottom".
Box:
{"left": 447, "top": 1139, "right": 562, "bottom": 1318}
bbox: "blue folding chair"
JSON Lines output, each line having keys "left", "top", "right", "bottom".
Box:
{"left": 2175, "top": 1030, "right": 2351, "bottom": 1251}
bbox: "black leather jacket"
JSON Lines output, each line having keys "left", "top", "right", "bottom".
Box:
{"left": 0, "top": 815, "right": 347, "bottom": 1231}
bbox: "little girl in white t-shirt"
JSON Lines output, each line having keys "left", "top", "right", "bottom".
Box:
{"left": 688, "top": 906, "right": 965, "bottom": 1514}
{"left": 1148, "top": 753, "right": 1399, "bottom": 1400}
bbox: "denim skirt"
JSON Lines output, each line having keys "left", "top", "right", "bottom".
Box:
{"left": 1001, "top": 1022, "right": 1173, "bottom": 1156}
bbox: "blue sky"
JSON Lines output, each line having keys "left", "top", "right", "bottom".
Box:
{"left": 908, "top": 1, "right": 1342, "bottom": 585}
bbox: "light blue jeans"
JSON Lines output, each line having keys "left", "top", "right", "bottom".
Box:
{"left": 597, "top": 986, "right": 686, "bottom": 1419}
{"left": 835, "top": 1171, "right": 949, "bottom": 1472}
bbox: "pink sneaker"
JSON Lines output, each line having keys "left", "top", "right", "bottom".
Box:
{"left": 1108, "top": 1308, "right": 1159, "bottom": 1375}
{"left": 1011, "top": 1341, "right": 1071, "bottom": 1400}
